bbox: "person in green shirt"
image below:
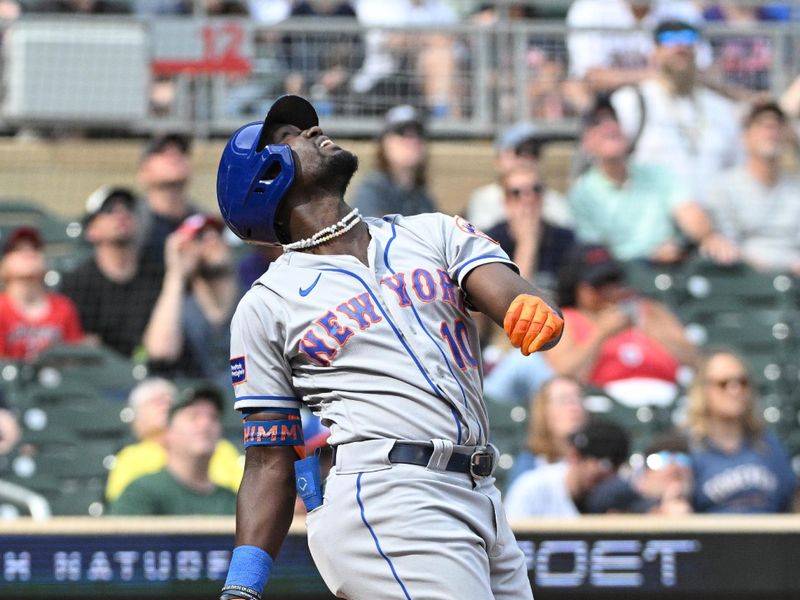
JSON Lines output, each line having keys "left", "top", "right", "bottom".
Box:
{"left": 569, "top": 95, "right": 738, "bottom": 265}
{"left": 109, "top": 384, "right": 236, "bottom": 516}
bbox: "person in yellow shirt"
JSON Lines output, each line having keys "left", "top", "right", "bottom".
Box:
{"left": 105, "top": 378, "right": 243, "bottom": 502}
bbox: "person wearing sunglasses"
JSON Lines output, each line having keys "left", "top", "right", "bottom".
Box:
{"left": 586, "top": 430, "right": 694, "bottom": 515}
{"left": 610, "top": 20, "right": 743, "bottom": 206}
{"left": 686, "top": 349, "right": 796, "bottom": 513}
{"left": 484, "top": 164, "right": 575, "bottom": 289}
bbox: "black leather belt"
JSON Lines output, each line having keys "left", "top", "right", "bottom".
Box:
{"left": 331, "top": 442, "right": 496, "bottom": 478}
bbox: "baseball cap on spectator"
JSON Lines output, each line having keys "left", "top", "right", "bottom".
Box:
{"left": 178, "top": 213, "right": 225, "bottom": 239}
{"left": 743, "top": 100, "right": 787, "bottom": 127}
{"left": 83, "top": 185, "right": 137, "bottom": 226}
{"left": 382, "top": 104, "right": 425, "bottom": 137}
{"left": 140, "top": 132, "right": 191, "bottom": 162}
{"left": 653, "top": 20, "right": 700, "bottom": 46}
{"left": 570, "top": 417, "right": 630, "bottom": 468}
{"left": 495, "top": 122, "right": 542, "bottom": 158}
{"left": 169, "top": 383, "right": 224, "bottom": 422}
{"left": 582, "top": 95, "right": 618, "bottom": 129}
{"left": 570, "top": 244, "right": 625, "bottom": 286}
{"left": 1, "top": 226, "right": 43, "bottom": 257}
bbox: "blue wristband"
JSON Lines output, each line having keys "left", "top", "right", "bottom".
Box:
{"left": 224, "top": 545, "right": 272, "bottom": 596}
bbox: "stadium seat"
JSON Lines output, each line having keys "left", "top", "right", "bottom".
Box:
{"left": 0, "top": 360, "right": 25, "bottom": 410}
{"left": 484, "top": 400, "right": 528, "bottom": 490}
{"left": 623, "top": 261, "right": 686, "bottom": 306}
{"left": 27, "top": 344, "right": 142, "bottom": 403}
{"left": 679, "top": 259, "right": 798, "bottom": 319}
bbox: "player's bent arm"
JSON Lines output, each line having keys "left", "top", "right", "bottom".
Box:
{"left": 463, "top": 262, "right": 564, "bottom": 355}
{"left": 223, "top": 412, "right": 297, "bottom": 600}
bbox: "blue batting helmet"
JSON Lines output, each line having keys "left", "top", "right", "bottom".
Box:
{"left": 217, "top": 95, "right": 319, "bottom": 244}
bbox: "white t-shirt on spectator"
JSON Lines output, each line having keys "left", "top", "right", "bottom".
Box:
{"left": 247, "top": 0, "right": 291, "bottom": 25}
{"left": 611, "top": 79, "right": 743, "bottom": 202}
{"left": 566, "top": 0, "right": 651, "bottom": 79}
{"left": 351, "top": 0, "right": 458, "bottom": 94}
{"left": 504, "top": 461, "right": 579, "bottom": 518}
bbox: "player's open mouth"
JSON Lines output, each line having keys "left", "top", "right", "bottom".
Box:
{"left": 320, "top": 138, "right": 335, "bottom": 149}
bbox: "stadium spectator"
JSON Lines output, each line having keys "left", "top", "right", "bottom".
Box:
{"left": 545, "top": 245, "right": 697, "bottom": 406}
{"left": 0, "top": 226, "right": 83, "bottom": 361}
{"left": 686, "top": 349, "right": 796, "bottom": 513}
{"left": 702, "top": 3, "right": 773, "bottom": 92}
{"left": 569, "top": 95, "right": 738, "bottom": 264}
{"left": 610, "top": 20, "right": 743, "bottom": 203}
{"left": 60, "top": 186, "right": 163, "bottom": 358}
{"left": 506, "top": 375, "right": 588, "bottom": 486}
{"left": 705, "top": 101, "right": 800, "bottom": 274}
{"left": 467, "top": 3, "right": 568, "bottom": 122}
{"left": 464, "top": 122, "right": 571, "bottom": 231}
{"left": 351, "top": 0, "right": 460, "bottom": 117}
{"left": 109, "top": 384, "right": 236, "bottom": 515}
{"left": 280, "top": 0, "right": 363, "bottom": 110}
{"left": 565, "top": 0, "right": 651, "bottom": 106}
{"left": 350, "top": 104, "right": 438, "bottom": 217}
{"left": 504, "top": 417, "right": 629, "bottom": 517}
{"left": 143, "top": 214, "right": 240, "bottom": 389}
{"left": 137, "top": 133, "right": 196, "bottom": 265}
{"left": 586, "top": 430, "right": 694, "bottom": 515}
{"left": 105, "top": 379, "right": 242, "bottom": 503}
{"left": 485, "top": 164, "right": 575, "bottom": 288}
{"left": 246, "top": 0, "right": 291, "bottom": 24}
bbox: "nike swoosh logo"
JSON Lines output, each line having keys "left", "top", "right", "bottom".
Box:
{"left": 299, "top": 274, "right": 321, "bottom": 297}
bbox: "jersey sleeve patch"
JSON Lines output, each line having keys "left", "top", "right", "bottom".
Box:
{"left": 453, "top": 215, "right": 499, "bottom": 244}
{"left": 230, "top": 356, "right": 247, "bottom": 385}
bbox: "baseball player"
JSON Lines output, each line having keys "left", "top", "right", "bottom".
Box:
{"left": 217, "top": 95, "right": 564, "bottom": 600}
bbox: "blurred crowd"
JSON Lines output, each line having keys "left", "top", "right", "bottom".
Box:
{"left": 1, "top": 1, "right": 800, "bottom": 519}
{"left": 2, "top": 1, "right": 800, "bottom": 124}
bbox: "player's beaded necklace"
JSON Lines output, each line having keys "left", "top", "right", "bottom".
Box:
{"left": 282, "top": 207, "right": 363, "bottom": 251}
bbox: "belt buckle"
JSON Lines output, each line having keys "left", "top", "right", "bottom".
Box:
{"left": 469, "top": 446, "right": 495, "bottom": 478}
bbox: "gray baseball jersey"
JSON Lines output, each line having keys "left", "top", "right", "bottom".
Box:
{"left": 229, "top": 212, "right": 534, "bottom": 599}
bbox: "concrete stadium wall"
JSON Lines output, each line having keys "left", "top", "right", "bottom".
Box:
{"left": 0, "top": 139, "right": 576, "bottom": 221}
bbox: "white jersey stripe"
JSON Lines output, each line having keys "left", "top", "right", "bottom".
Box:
{"left": 453, "top": 253, "right": 516, "bottom": 284}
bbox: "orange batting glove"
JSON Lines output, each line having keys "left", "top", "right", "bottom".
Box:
{"left": 503, "top": 294, "right": 564, "bottom": 356}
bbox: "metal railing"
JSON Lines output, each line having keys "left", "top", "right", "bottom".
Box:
{"left": 0, "top": 15, "right": 798, "bottom": 138}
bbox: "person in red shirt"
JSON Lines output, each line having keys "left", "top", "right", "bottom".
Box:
{"left": 0, "top": 226, "right": 83, "bottom": 361}
{"left": 545, "top": 244, "right": 697, "bottom": 406}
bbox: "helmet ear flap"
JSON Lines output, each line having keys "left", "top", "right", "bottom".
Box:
{"left": 217, "top": 123, "right": 296, "bottom": 244}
